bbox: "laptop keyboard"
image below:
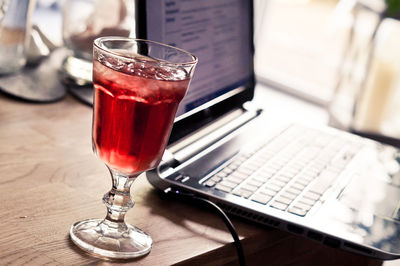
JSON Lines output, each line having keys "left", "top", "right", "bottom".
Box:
{"left": 202, "top": 125, "right": 364, "bottom": 217}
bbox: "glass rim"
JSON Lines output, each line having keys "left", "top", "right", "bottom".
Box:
{"left": 93, "top": 36, "right": 198, "bottom": 67}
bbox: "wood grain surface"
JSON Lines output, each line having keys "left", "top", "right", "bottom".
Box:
{"left": 0, "top": 92, "right": 382, "bottom": 265}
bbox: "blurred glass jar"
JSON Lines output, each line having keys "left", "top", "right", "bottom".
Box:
{"left": 0, "top": 0, "right": 37, "bottom": 75}
{"left": 62, "top": 0, "right": 135, "bottom": 61}
{"left": 329, "top": 1, "right": 400, "bottom": 139}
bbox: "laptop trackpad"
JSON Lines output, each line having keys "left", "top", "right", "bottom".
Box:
{"left": 339, "top": 174, "right": 400, "bottom": 219}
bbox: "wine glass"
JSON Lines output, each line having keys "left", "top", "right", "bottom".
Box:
{"left": 70, "top": 37, "right": 197, "bottom": 259}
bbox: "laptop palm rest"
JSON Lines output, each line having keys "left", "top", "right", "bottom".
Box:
{"left": 339, "top": 173, "right": 400, "bottom": 219}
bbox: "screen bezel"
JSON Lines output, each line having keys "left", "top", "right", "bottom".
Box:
{"left": 136, "top": 0, "right": 255, "bottom": 142}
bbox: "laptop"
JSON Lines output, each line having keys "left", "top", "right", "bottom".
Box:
{"left": 138, "top": 0, "right": 400, "bottom": 259}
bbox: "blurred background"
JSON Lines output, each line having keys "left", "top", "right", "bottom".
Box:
{"left": 255, "top": 0, "right": 400, "bottom": 144}
{"left": 255, "top": 0, "right": 345, "bottom": 105}
{"left": 1, "top": 0, "right": 400, "bottom": 142}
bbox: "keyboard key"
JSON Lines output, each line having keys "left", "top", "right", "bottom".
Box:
{"left": 297, "top": 196, "right": 317, "bottom": 207}
{"left": 258, "top": 170, "right": 276, "bottom": 179}
{"left": 280, "top": 191, "right": 297, "bottom": 200}
{"left": 221, "top": 167, "right": 234, "bottom": 176}
{"left": 242, "top": 161, "right": 259, "bottom": 171}
{"left": 225, "top": 176, "right": 244, "bottom": 184}
{"left": 228, "top": 162, "right": 240, "bottom": 171}
{"left": 241, "top": 184, "right": 259, "bottom": 193}
{"left": 204, "top": 179, "right": 216, "bottom": 187}
{"left": 291, "top": 182, "right": 306, "bottom": 191}
{"left": 233, "top": 189, "right": 253, "bottom": 199}
{"left": 215, "top": 170, "right": 228, "bottom": 178}
{"left": 325, "top": 165, "right": 342, "bottom": 174}
{"left": 290, "top": 200, "right": 314, "bottom": 215}
{"left": 251, "top": 193, "right": 272, "bottom": 204}
{"left": 288, "top": 206, "right": 308, "bottom": 216}
{"left": 283, "top": 167, "right": 300, "bottom": 176}
{"left": 215, "top": 184, "right": 233, "bottom": 193}
{"left": 237, "top": 166, "right": 254, "bottom": 176}
{"left": 260, "top": 165, "right": 277, "bottom": 174}
{"left": 247, "top": 178, "right": 264, "bottom": 188}
{"left": 250, "top": 157, "right": 267, "bottom": 166}
{"left": 309, "top": 160, "right": 325, "bottom": 169}
{"left": 294, "top": 201, "right": 313, "bottom": 211}
{"left": 246, "top": 161, "right": 263, "bottom": 170}
{"left": 270, "top": 201, "right": 288, "bottom": 211}
{"left": 311, "top": 159, "right": 328, "bottom": 169}
{"left": 270, "top": 179, "right": 287, "bottom": 188}
{"left": 252, "top": 174, "right": 269, "bottom": 183}
{"left": 275, "top": 174, "right": 292, "bottom": 183}
{"left": 295, "top": 178, "right": 310, "bottom": 187}
{"left": 308, "top": 172, "right": 337, "bottom": 195}
{"left": 308, "top": 182, "right": 330, "bottom": 195}
{"left": 302, "top": 168, "right": 320, "bottom": 178}
{"left": 230, "top": 171, "right": 248, "bottom": 181}
{"left": 219, "top": 180, "right": 238, "bottom": 189}
{"left": 259, "top": 151, "right": 274, "bottom": 160}
{"left": 210, "top": 175, "right": 223, "bottom": 182}
{"left": 260, "top": 188, "right": 278, "bottom": 197}
{"left": 286, "top": 186, "right": 302, "bottom": 195}
{"left": 291, "top": 161, "right": 307, "bottom": 170}
{"left": 233, "top": 155, "right": 248, "bottom": 165}
{"left": 274, "top": 196, "right": 293, "bottom": 205}
{"left": 273, "top": 158, "right": 288, "bottom": 167}
{"left": 303, "top": 191, "right": 320, "bottom": 201}
{"left": 265, "top": 183, "right": 282, "bottom": 192}
{"left": 296, "top": 173, "right": 315, "bottom": 182}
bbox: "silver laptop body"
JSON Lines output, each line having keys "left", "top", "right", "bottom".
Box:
{"left": 140, "top": 0, "right": 400, "bottom": 259}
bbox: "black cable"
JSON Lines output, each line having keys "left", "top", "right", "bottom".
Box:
{"left": 165, "top": 188, "right": 246, "bottom": 266}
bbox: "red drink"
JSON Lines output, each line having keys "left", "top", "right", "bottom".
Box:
{"left": 92, "top": 59, "right": 190, "bottom": 174}
{"left": 70, "top": 39, "right": 196, "bottom": 258}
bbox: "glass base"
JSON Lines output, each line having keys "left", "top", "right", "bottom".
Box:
{"left": 70, "top": 218, "right": 152, "bottom": 259}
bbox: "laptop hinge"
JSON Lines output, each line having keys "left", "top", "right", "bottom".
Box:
{"left": 162, "top": 104, "right": 262, "bottom": 167}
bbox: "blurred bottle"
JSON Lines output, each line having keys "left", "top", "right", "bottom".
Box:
{"left": 0, "top": 1, "right": 9, "bottom": 22}
{"left": 63, "top": 0, "right": 134, "bottom": 60}
{"left": 329, "top": 1, "right": 400, "bottom": 139}
{"left": 61, "top": 0, "right": 135, "bottom": 84}
{"left": 353, "top": 18, "right": 400, "bottom": 137}
{"left": 0, "top": 0, "right": 36, "bottom": 75}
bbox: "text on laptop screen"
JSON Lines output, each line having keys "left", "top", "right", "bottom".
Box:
{"left": 146, "top": 0, "right": 253, "bottom": 119}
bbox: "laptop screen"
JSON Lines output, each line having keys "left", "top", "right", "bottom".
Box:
{"left": 142, "top": 0, "right": 254, "bottom": 121}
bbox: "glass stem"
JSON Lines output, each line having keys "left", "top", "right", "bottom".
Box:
{"left": 102, "top": 167, "right": 139, "bottom": 229}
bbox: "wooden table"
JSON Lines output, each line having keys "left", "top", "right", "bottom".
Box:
{"left": 0, "top": 86, "right": 383, "bottom": 265}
